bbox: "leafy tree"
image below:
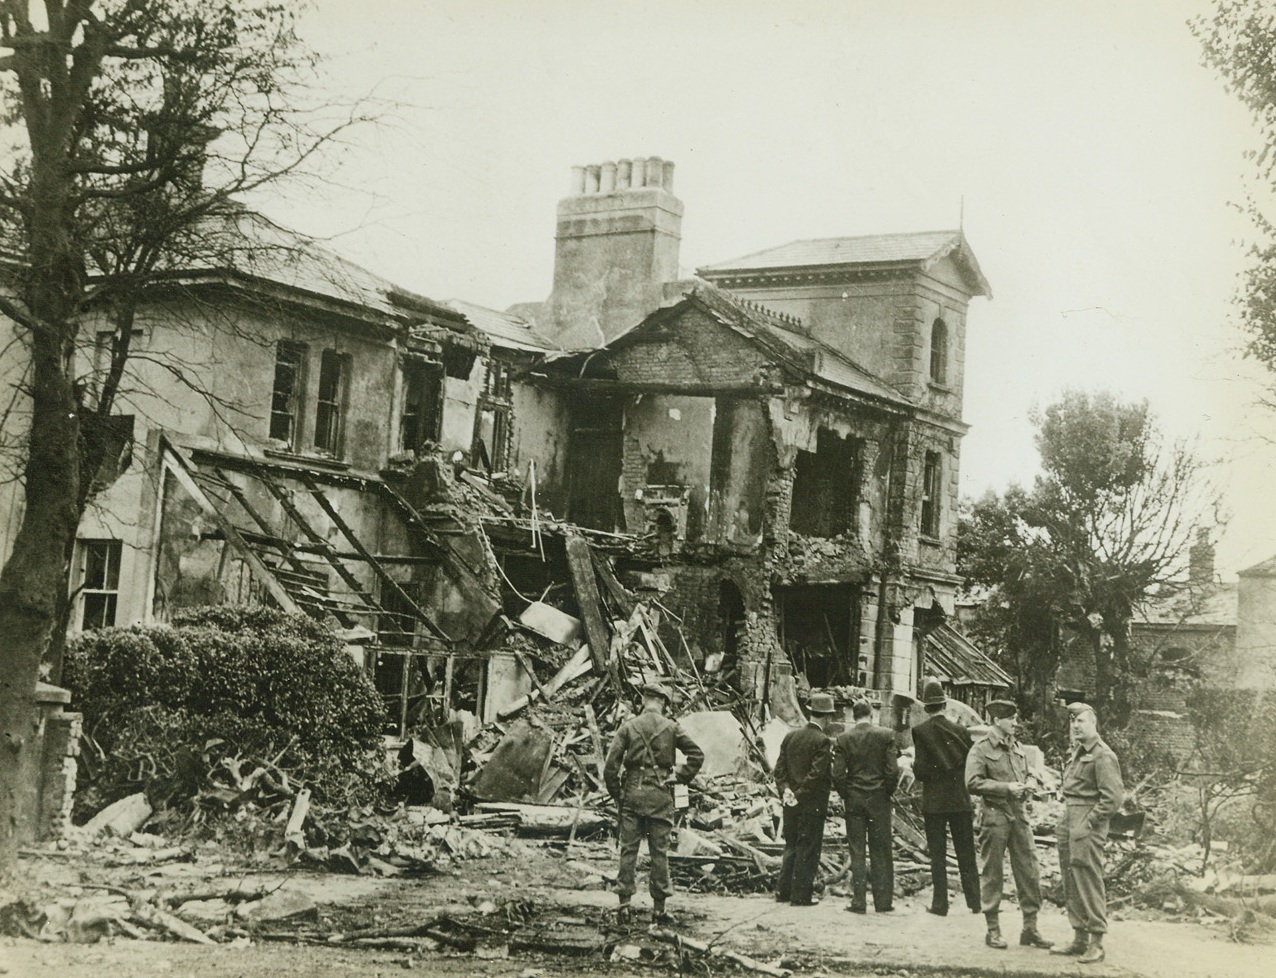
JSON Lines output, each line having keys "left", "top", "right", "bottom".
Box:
{"left": 0, "top": 0, "right": 360, "bottom": 877}
{"left": 958, "top": 391, "right": 1215, "bottom": 727}
{"left": 1194, "top": 1, "right": 1276, "bottom": 374}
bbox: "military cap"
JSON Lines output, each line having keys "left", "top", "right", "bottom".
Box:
{"left": 920, "top": 678, "right": 947, "bottom": 706}
{"left": 807, "top": 691, "right": 837, "bottom": 715}
{"left": 640, "top": 683, "right": 673, "bottom": 704}
{"left": 1066, "top": 700, "right": 1097, "bottom": 718}
{"left": 985, "top": 699, "right": 1018, "bottom": 720}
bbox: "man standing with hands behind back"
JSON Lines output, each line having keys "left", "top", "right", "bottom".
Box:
{"left": 1051, "top": 701, "right": 1124, "bottom": 964}
{"left": 773, "top": 691, "right": 837, "bottom": 906}
{"left": 911, "top": 678, "right": 981, "bottom": 916}
{"left": 832, "top": 699, "right": 898, "bottom": 914}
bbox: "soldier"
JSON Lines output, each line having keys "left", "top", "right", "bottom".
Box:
{"left": 1051, "top": 701, "right": 1125, "bottom": 964}
{"left": 603, "top": 683, "right": 705, "bottom": 925}
{"left": 832, "top": 699, "right": 898, "bottom": 913}
{"left": 773, "top": 690, "right": 837, "bottom": 906}
{"left": 910, "top": 678, "right": 981, "bottom": 916}
{"left": 964, "top": 700, "right": 1053, "bottom": 951}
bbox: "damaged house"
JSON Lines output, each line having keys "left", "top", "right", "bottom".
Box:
{"left": 0, "top": 157, "right": 1009, "bottom": 733}
{"left": 513, "top": 158, "right": 1009, "bottom": 719}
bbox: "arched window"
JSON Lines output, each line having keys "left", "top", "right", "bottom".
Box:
{"left": 929, "top": 317, "right": 948, "bottom": 385}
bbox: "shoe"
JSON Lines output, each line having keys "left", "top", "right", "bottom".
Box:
{"left": 1051, "top": 934, "right": 1089, "bottom": 956}
{"left": 774, "top": 892, "right": 790, "bottom": 903}
{"left": 969, "top": 906, "right": 982, "bottom": 914}
{"left": 985, "top": 930, "right": 1008, "bottom": 949}
{"left": 790, "top": 896, "right": 821, "bottom": 906}
{"left": 652, "top": 910, "right": 676, "bottom": 926}
{"left": 926, "top": 906, "right": 948, "bottom": 917}
{"left": 616, "top": 904, "right": 633, "bottom": 925}
{"left": 1078, "top": 938, "right": 1105, "bottom": 964}
{"left": 846, "top": 904, "right": 867, "bottom": 914}
{"left": 1020, "top": 929, "right": 1054, "bottom": 949}
{"left": 875, "top": 905, "right": 894, "bottom": 913}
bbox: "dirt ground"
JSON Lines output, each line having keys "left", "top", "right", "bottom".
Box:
{"left": 3, "top": 838, "right": 1274, "bottom": 978}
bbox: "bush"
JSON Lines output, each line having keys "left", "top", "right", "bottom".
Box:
{"left": 64, "top": 606, "right": 387, "bottom": 821}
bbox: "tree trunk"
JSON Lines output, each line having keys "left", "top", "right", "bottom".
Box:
{"left": 0, "top": 156, "right": 85, "bottom": 877}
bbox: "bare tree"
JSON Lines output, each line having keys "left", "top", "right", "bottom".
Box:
{"left": 0, "top": 0, "right": 366, "bottom": 877}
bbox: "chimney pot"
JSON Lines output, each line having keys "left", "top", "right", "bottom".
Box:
{"left": 631, "top": 157, "right": 647, "bottom": 187}
{"left": 584, "top": 164, "right": 600, "bottom": 194}
{"left": 617, "top": 158, "right": 632, "bottom": 189}
{"left": 646, "top": 156, "right": 664, "bottom": 188}
{"left": 600, "top": 160, "right": 617, "bottom": 192}
{"left": 662, "top": 160, "right": 676, "bottom": 191}
{"left": 570, "top": 165, "right": 586, "bottom": 194}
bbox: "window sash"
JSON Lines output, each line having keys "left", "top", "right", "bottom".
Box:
{"left": 270, "top": 342, "right": 305, "bottom": 446}
{"left": 79, "top": 540, "right": 121, "bottom": 630}
{"left": 314, "top": 350, "right": 345, "bottom": 454}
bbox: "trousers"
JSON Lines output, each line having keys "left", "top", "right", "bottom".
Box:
{"left": 616, "top": 809, "right": 673, "bottom": 900}
{"left": 977, "top": 816, "right": 1042, "bottom": 915}
{"left": 923, "top": 810, "right": 980, "bottom": 912}
{"left": 776, "top": 809, "right": 826, "bottom": 903}
{"left": 1058, "top": 804, "right": 1110, "bottom": 933}
{"left": 845, "top": 789, "right": 894, "bottom": 910}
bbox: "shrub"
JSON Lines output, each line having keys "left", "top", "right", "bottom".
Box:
{"left": 64, "top": 606, "right": 386, "bottom": 822}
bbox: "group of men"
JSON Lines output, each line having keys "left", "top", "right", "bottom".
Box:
{"left": 603, "top": 678, "right": 1124, "bottom": 965}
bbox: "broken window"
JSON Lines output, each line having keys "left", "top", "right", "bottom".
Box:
{"left": 930, "top": 317, "right": 948, "bottom": 385}
{"left": 313, "top": 349, "right": 347, "bottom": 455}
{"left": 920, "top": 450, "right": 942, "bottom": 538}
{"left": 774, "top": 583, "right": 859, "bottom": 687}
{"left": 400, "top": 360, "right": 444, "bottom": 453}
{"left": 790, "top": 428, "right": 860, "bottom": 538}
{"left": 78, "top": 539, "right": 122, "bottom": 630}
{"left": 472, "top": 360, "right": 513, "bottom": 472}
{"left": 269, "top": 341, "right": 306, "bottom": 447}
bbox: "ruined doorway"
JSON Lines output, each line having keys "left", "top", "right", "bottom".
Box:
{"left": 565, "top": 396, "right": 623, "bottom": 531}
{"left": 774, "top": 583, "right": 859, "bottom": 688}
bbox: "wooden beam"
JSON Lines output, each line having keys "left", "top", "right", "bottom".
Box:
{"left": 299, "top": 473, "right": 450, "bottom": 641}
{"left": 160, "top": 443, "right": 300, "bottom": 615}
{"left": 565, "top": 533, "right": 610, "bottom": 679}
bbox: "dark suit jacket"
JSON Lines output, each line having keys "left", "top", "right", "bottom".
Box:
{"left": 911, "top": 713, "right": 974, "bottom": 813}
{"left": 832, "top": 722, "right": 899, "bottom": 798}
{"left": 774, "top": 722, "right": 833, "bottom": 815}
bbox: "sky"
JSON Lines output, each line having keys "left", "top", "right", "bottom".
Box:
{"left": 258, "top": 0, "right": 1274, "bottom": 575}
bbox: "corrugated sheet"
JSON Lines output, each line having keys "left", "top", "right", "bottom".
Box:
{"left": 923, "top": 623, "right": 1012, "bottom": 688}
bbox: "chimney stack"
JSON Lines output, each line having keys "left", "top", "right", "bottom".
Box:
{"left": 546, "top": 156, "right": 684, "bottom": 350}
{"left": 1189, "top": 526, "right": 1216, "bottom": 588}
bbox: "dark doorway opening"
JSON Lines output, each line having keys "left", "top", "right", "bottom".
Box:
{"left": 790, "top": 428, "right": 861, "bottom": 538}
{"left": 774, "top": 582, "right": 859, "bottom": 687}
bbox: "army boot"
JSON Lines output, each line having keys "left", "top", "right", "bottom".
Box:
{"left": 1051, "top": 927, "right": 1089, "bottom": 956}
{"left": 984, "top": 911, "right": 1008, "bottom": 949}
{"left": 1078, "top": 932, "right": 1106, "bottom": 964}
{"left": 1019, "top": 913, "right": 1054, "bottom": 949}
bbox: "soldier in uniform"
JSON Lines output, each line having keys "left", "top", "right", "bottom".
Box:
{"left": 832, "top": 699, "right": 899, "bottom": 913}
{"left": 965, "top": 700, "right": 1053, "bottom": 951}
{"left": 773, "top": 690, "right": 837, "bottom": 906}
{"left": 910, "top": 678, "right": 981, "bottom": 916}
{"left": 603, "top": 683, "right": 704, "bottom": 925}
{"left": 1051, "top": 701, "right": 1124, "bottom": 964}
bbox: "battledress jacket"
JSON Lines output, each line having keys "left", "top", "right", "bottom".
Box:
{"left": 603, "top": 711, "right": 705, "bottom": 818}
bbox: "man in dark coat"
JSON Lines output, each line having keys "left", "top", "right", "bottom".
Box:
{"left": 911, "top": 678, "right": 980, "bottom": 916}
{"left": 604, "top": 683, "right": 705, "bottom": 925}
{"left": 773, "top": 690, "right": 837, "bottom": 906}
{"left": 832, "top": 699, "right": 899, "bottom": 913}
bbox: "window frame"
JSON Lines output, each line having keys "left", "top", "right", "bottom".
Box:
{"left": 929, "top": 317, "right": 949, "bottom": 386}
{"left": 399, "top": 359, "right": 445, "bottom": 454}
{"left": 313, "top": 348, "right": 348, "bottom": 456}
{"left": 269, "top": 340, "right": 307, "bottom": 449}
{"left": 76, "top": 538, "right": 122, "bottom": 631}
{"left": 472, "top": 359, "right": 513, "bottom": 472}
{"left": 920, "top": 450, "right": 943, "bottom": 539}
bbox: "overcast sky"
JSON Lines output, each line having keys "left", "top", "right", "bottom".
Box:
{"left": 259, "top": 0, "right": 1274, "bottom": 575}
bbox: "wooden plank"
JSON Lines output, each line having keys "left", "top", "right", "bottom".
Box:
{"left": 565, "top": 533, "right": 609, "bottom": 676}
{"left": 591, "top": 551, "right": 635, "bottom": 617}
{"left": 160, "top": 444, "right": 300, "bottom": 615}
